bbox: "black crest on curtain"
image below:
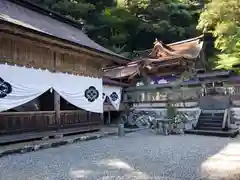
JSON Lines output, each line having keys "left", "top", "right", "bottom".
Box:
{"left": 110, "top": 92, "right": 118, "bottom": 102}
{"left": 85, "top": 86, "right": 99, "bottom": 102}
{"left": 0, "top": 77, "right": 12, "bottom": 98}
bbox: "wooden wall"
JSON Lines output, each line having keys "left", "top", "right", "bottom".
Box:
{"left": 0, "top": 32, "right": 102, "bottom": 77}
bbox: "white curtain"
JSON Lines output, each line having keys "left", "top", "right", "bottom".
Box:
{"left": 0, "top": 64, "right": 103, "bottom": 113}
{"left": 53, "top": 72, "right": 102, "bottom": 113}
{"left": 103, "top": 85, "right": 122, "bottom": 110}
{"left": 0, "top": 64, "right": 52, "bottom": 112}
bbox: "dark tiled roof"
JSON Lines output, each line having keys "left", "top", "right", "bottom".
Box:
{"left": 0, "top": 0, "right": 128, "bottom": 61}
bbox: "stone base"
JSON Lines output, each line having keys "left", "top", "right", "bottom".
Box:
{"left": 184, "top": 129, "right": 239, "bottom": 137}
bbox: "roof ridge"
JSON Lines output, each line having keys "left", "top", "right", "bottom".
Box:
{"left": 133, "top": 35, "right": 204, "bottom": 53}
{"left": 167, "top": 35, "right": 204, "bottom": 46}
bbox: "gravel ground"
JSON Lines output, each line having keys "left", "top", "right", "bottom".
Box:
{"left": 0, "top": 130, "right": 239, "bottom": 180}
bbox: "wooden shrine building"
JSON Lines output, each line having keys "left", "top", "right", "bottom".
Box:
{"left": 0, "top": 0, "right": 129, "bottom": 141}
{"left": 104, "top": 35, "right": 204, "bottom": 85}
{"left": 104, "top": 35, "right": 240, "bottom": 136}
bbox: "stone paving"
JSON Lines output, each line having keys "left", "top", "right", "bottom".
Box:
{"left": 0, "top": 130, "right": 240, "bottom": 180}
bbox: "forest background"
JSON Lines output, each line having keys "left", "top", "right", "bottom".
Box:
{"left": 33, "top": 0, "right": 240, "bottom": 70}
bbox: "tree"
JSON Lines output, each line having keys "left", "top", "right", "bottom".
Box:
{"left": 32, "top": 0, "right": 96, "bottom": 22}
{"left": 33, "top": 0, "right": 201, "bottom": 57}
{"left": 197, "top": 0, "right": 240, "bottom": 70}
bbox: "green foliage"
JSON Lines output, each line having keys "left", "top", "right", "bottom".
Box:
{"left": 198, "top": 0, "right": 240, "bottom": 69}
{"left": 33, "top": 0, "right": 201, "bottom": 57}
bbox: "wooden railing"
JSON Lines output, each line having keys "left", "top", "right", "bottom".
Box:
{"left": 123, "top": 85, "right": 240, "bottom": 104}
{"left": 124, "top": 87, "right": 201, "bottom": 103}
{"left": 90, "top": 112, "right": 102, "bottom": 123}
{"left": 231, "top": 85, "right": 240, "bottom": 95}
{"left": 60, "top": 110, "right": 101, "bottom": 128}
{"left": 0, "top": 111, "right": 102, "bottom": 135}
{"left": 0, "top": 111, "right": 56, "bottom": 134}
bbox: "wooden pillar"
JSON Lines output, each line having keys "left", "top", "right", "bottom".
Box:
{"left": 53, "top": 52, "right": 61, "bottom": 128}
{"left": 54, "top": 90, "right": 61, "bottom": 128}
{"left": 108, "top": 110, "right": 111, "bottom": 125}
{"left": 141, "top": 69, "right": 150, "bottom": 85}
{"left": 101, "top": 112, "right": 104, "bottom": 126}
{"left": 200, "top": 41, "right": 207, "bottom": 69}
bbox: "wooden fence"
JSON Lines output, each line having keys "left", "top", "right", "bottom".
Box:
{"left": 0, "top": 111, "right": 101, "bottom": 135}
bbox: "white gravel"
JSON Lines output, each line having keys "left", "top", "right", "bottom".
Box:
{"left": 0, "top": 130, "right": 239, "bottom": 180}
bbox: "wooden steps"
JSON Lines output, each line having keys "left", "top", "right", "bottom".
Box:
{"left": 196, "top": 112, "right": 225, "bottom": 131}
{"left": 185, "top": 110, "right": 239, "bottom": 137}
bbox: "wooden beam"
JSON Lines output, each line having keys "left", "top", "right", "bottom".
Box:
{"left": 53, "top": 52, "right": 61, "bottom": 128}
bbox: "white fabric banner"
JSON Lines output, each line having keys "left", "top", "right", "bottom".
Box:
{"left": 103, "top": 85, "right": 122, "bottom": 110}
{"left": 0, "top": 64, "right": 103, "bottom": 113}
{"left": 53, "top": 72, "right": 102, "bottom": 113}
{"left": 0, "top": 64, "right": 52, "bottom": 112}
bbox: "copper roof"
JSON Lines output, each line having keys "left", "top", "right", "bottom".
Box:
{"left": 104, "top": 35, "right": 204, "bottom": 79}
{"left": 0, "top": 0, "right": 130, "bottom": 62}
{"left": 144, "top": 35, "right": 203, "bottom": 61}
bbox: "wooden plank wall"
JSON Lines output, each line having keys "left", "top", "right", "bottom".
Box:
{"left": 0, "top": 34, "right": 54, "bottom": 70}
{"left": 0, "top": 32, "right": 102, "bottom": 77}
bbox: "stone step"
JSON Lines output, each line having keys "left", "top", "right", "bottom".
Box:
{"left": 199, "top": 118, "right": 223, "bottom": 123}
{"left": 184, "top": 129, "right": 239, "bottom": 137}
{"left": 197, "top": 126, "right": 223, "bottom": 131}
{"left": 198, "top": 122, "right": 222, "bottom": 127}
{"left": 200, "top": 115, "right": 224, "bottom": 119}
{"left": 201, "top": 113, "right": 224, "bottom": 117}
{"left": 198, "top": 118, "right": 223, "bottom": 123}
{"left": 198, "top": 117, "right": 223, "bottom": 122}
